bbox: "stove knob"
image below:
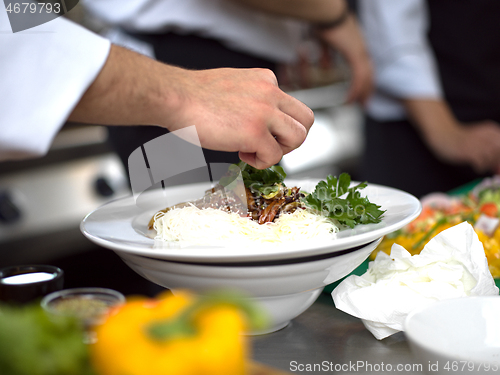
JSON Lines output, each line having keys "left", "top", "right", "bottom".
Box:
{"left": 94, "top": 176, "right": 115, "bottom": 197}
{"left": 0, "top": 190, "right": 22, "bottom": 224}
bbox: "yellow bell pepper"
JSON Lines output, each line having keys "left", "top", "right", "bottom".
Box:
{"left": 90, "top": 290, "right": 266, "bottom": 375}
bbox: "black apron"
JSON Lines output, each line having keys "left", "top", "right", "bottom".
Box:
{"left": 360, "top": 0, "right": 500, "bottom": 198}
{"left": 427, "top": 0, "right": 500, "bottom": 123}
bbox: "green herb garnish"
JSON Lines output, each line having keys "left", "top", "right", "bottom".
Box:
{"left": 303, "top": 173, "right": 385, "bottom": 228}
{"left": 221, "top": 163, "right": 384, "bottom": 229}
{"left": 220, "top": 161, "right": 286, "bottom": 197}
{"left": 0, "top": 303, "right": 96, "bottom": 375}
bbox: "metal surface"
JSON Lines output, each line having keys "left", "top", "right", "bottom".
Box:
{"left": 0, "top": 125, "right": 130, "bottom": 266}
{"left": 0, "top": 154, "right": 128, "bottom": 243}
{"left": 253, "top": 293, "right": 424, "bottom": 374}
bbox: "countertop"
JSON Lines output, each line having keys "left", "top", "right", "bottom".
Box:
{"left": 252, "top": 293, "right": 424, "bottom": 375}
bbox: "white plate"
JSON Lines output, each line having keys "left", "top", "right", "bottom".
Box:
{"left": 81, "top": 179, "right": 421, "bottom": 263}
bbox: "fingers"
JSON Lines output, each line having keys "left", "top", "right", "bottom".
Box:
{"left": 173, "top": 67, "right": 315, "bottom": 170}
{"left": 239, "top": 130, "right": 284, "bottom": 169}
{"left": 243, "top": 74, "right": 314, "bottom": 169}
{"left": 239, "top": 151, "right": 280, "bottom": 170}
{"left": 268, "top": 111, "right": 309, "bottom": 155}
{"left": 261, "top": 92, "right": 314, "bottom": 167}
{"left": 238, "top": 152, "right": 257, "bottom": 168}
{"left": 477, "top": 124, "right": 500, "bottom": 172}
{"left": 464, "top": 122, "right": 500, "bottom": 172}
{"left": 239, "top": 105, "right": 312, "bottom": 169}
{"left": 277, "top": 92, "right": 315, "bottom": 135}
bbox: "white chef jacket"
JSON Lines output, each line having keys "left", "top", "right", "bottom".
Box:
{"left": 358, "top": 0, "right": 443, "bottom": 121}
{"left": 82, "top": 0, "right": 305, "bottom": 64}
{"left": 0, "top": 7, "right": 110, "bottom": 161}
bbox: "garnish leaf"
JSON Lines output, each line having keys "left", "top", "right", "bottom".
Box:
{"left": 223, "top": 161, "right": 286, "bottom": 196}
{"left": 304, "top": 173, "right": 385, "bottom": 228}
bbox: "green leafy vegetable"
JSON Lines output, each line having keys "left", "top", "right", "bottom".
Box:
{"left": 0, "top": 303, "right": 96, "bottom": 375}
{"left": 478, "top": 189, "right": 500, "bottom": 211}
{"left": 221, "top": 163, "right": 384, "bottom": 229}
{"left": 220, "top": 161, "right": 286, "bottom": 197}
{"left": 474, "top": 176, "right": 500, "bottom": 210}
{"left": 304, "top": 173, "right": 385, "bottom": 228}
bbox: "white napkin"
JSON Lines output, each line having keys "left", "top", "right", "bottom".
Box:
{"left": 332, "top": 222, "right": 499, "bottom": 340}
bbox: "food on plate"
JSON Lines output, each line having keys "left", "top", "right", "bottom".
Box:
{"left": 153, "top": 205, "right": 339, "bottom": 245}
{"left": 372, "top": 175, "right": 500, "bottom": 278}
{"left": 149, "top": 162, "right": 385, "bottom": 245}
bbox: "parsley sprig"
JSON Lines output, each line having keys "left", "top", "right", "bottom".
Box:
{"left": 221, "top": 163, "right": 385, "bottom": 228}
{"left": 221, "top": 161, "right": 286, "bottom": 197}
{"left": 304, "top": 173, "right": 385, "bottom": 228}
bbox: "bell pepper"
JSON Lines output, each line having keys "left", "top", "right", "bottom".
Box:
{"left": 480, "top": 202, "right": 499, "bottom": 217}
{"left": 90, "top": 290, "right": 266, "bottom": 375}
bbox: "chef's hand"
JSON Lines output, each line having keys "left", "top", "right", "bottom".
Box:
{"left": 165, "top": 67, "right": 314, "bottom": 169}
{"left": 69, "top": 45, "right": 314, "bottom": 169}
{"left": 405, "top": 99, "right": 500, "bottom": 173}
{"left": 316, "top": 13, "right": 374, "bottom": 105}
{"left": 430, "top": 120, "right": 500, "bottom": 174}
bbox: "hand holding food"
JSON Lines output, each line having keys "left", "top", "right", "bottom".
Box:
{"left": 70, "top": 46, "right": 314, "bottom": 170}
{"left": 165, "top": 68, "right": 314, "bottom": 169}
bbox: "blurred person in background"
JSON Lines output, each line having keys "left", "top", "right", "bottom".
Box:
{"left": 357, "top": 0, "right": 500, "bottom": 198}
{"left": 81, "top": 0, "right": 373, "bottom": 169}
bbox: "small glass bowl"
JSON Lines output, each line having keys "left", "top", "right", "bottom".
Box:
{"left": 41, "top": 287, "right": 125, "bottom": 343}
{"left": 0, "top": 265, "right": 64, "bottom": 304}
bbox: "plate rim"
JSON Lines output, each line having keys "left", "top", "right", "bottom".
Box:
{"left": 81, "top": 180, "right": 422, "bottom": 263}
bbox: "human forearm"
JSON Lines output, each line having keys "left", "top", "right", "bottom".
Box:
{"left": 316, "top": 13, "right": 373, "bottom": 104}
{"left": 69, "top": 45, "right": 314, "bottom": 169}
{"left": 228, "top": 0, "right": 346, "bottom": 23}
{"left": 404, "top": 99, "right": 500, "bottom": 172}
{"left": 404, "top": 99, "right": 457, "bottom": 144}
{"left": 68, "top": 45, "right": 178, "bottom": 127}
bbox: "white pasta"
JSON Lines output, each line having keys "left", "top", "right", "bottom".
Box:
{"left": 153, "top": 205, "right": 338, "bottom": 246}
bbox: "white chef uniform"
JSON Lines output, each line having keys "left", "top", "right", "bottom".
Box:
{"left": 357, "top": 0, "right": 443, "bottom": 121}
{"left": 81, "top": 0, "right": 305, "bottom": 64}
{"left": 357, "top": 0, "right": 500, "bottom": 197}
{"left": 0, "top": 6, "right": 110, "bottom": 161}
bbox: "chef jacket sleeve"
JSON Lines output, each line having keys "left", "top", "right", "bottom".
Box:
{"left": 358, "top": 0, "right": 443, "bottom": 120}
{"left": 0, "top": 8, "right": 111, "bottom": 161}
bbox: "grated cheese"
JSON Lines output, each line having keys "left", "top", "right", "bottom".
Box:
{"left": 153, "top": 205, "right": 338, "bottom": 246}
